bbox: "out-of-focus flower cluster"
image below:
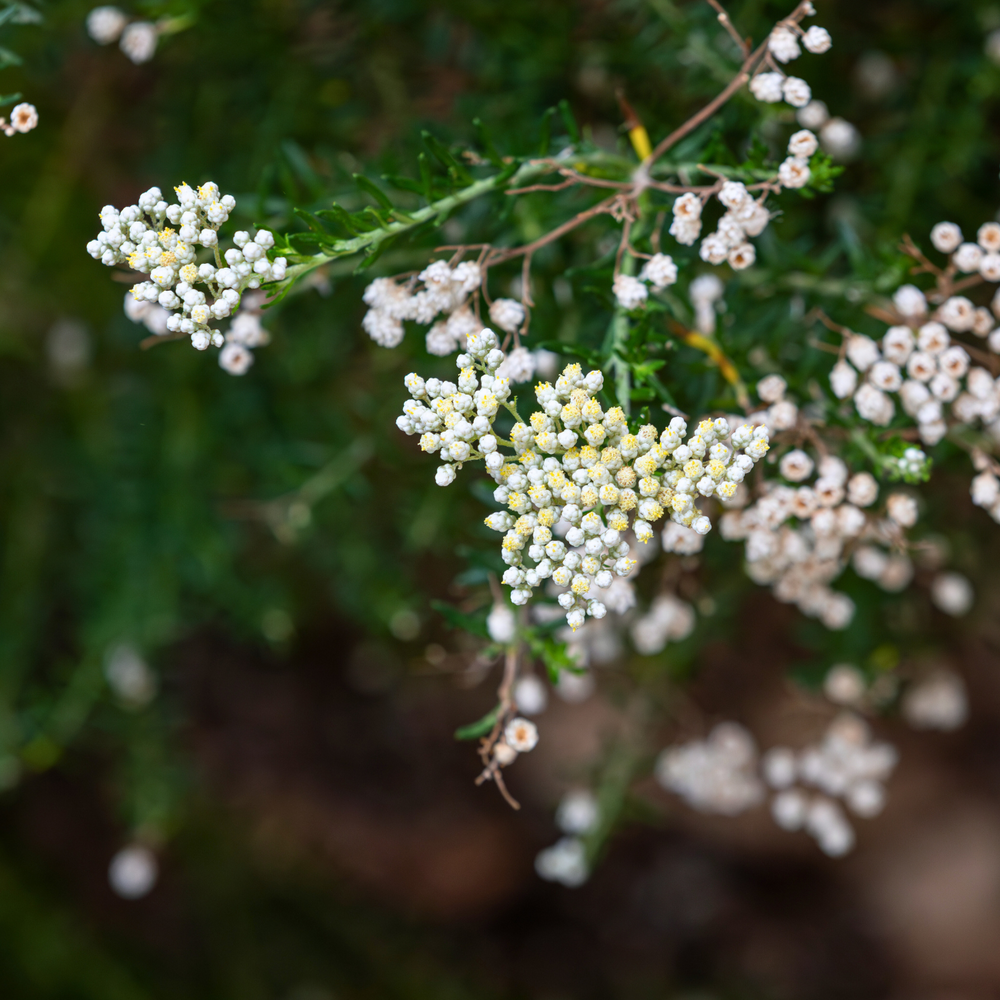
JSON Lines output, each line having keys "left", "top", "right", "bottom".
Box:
{"left": 87, "top": 183, "right": 285, "bottom": 371}
{"left": 657, "top": 715, "right": 897, "bottom": 857}
{"left": 86, "top": 6, "right": 163, "bottom": 64}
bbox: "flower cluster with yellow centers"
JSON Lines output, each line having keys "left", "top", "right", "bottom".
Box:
{"left": 87, "top": 183, "right": 286, "bottom": 357}
{"left": 396, "top": 332, "right": 771, "bottom": 630}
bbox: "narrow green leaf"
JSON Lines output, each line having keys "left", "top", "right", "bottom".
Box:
{"left": 353, "top": 173, "right": 395, "bottom": 211}
{"left": 382, "top": 173, "right": 424, "bottom": 195}
{"left": 421, "top": 131, "right": 473, "bottom": 185}
{"left": 292, "top": 207, "right": 329, "bottom": 234}
{"left": 538, "top": 106, "right": 557, "bottom": 156}
{"left": 353, "top": 236, "right": 395, "bottom": 273}
{"left": 431, "top": 599, "right": 490, "bottom": 638}
{"left": 473, "top": 117, "right": 503, "bottom": 166}
{"left": 558, "top": 98, "right": 580, "bottom": 145}
{"left": 454, "top": 704, "right": 501, "bottom": 741}
{"left": 0, "top": 47, "right": 22, "bottom": 68}
{"left": 314, "top": 204, "right": 360, "bottom": 237}
{"left": 418, "top": 152, "right": 434, "bottom": 203}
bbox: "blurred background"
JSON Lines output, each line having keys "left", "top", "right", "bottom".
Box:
{"left": 3, "top": 0, "right": 1000, "bottom": 996}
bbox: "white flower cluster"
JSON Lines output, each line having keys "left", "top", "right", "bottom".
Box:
{"left": 397, "top": 334, "right": 770, "bottom": 628}
{"left": 87, "top": 183, "right": 286, "bottom": 358}
{"left": 657, "top": 713, "right": 897, "bottom": 858}
{"left": 831, "top": 285, "right": 1000, "bottom": 446}
{"left": 630, "top": 593, "right": 696, "bottom": 655}
{"left": 670, "top": 183, "right": 769, "bottom": 271}
{"left": 0, "top": 102, "right": 38, "bottom": 137}
{"left": 655, "top": 722, "right": 766, "bottom": 816}
{"left": 362, "top": 260, "right": 483, "bottom": 354}
{"left": 778, "top": 128, "right": 818, "bottom": 190}
{"left": 751, "top": 17, "right": 831, "bottom": 109}
{"left": 611, "top": 253, "right": 678, "bottom": 310}
{"left": 721, "top": 454, "right": 889, "bottom": 629}
{"left": 766, "top": 713, "right": 897, "bottom": 856}
{"left": 86, "top": 6, "right": 160, "bottom": 64}
{"left": 535, "top": 789, "right": 599, "bottom": 888}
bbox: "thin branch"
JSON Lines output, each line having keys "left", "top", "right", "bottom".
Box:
{"left": 704, "top": 0, "right": 750, "bottom": 58}
{"left": 643, "top": 0, "right": 815, "bottom": 167}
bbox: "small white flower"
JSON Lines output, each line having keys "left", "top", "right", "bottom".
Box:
{"left": 802, "top": 25, "right": 832, "bottom": 54}
{"left": 893, "top": 284, "right": 927, "bottom": 318}
{"left": 505, "top": 716, "right": 539, "bottom": 752}
{"left": 109, "top": 845, "right": 158, "bottom": 899}
{"left": 903, "top": 671, "right": 968, "bottom": 730}
{"left": 820, "top": 118, "right": 860, "bottom": 159}
{"left": 749, "top": 72, "right": 784, "bottom": 103}
{"left": 612, "top": 273, "right": 648, "bottom": 310}
{"left": 829, "top": 360, "right": 857, "bottom": 398}
{"left": 639, "top": 253, "right": 678, "bottom": 289}
{"left": 779, "top": 449, "right": 814, "bottom": 482}
{"left": 488, "top": 298, "right": 525, "bottom": 334}
{"left": 930, "top": 572, "right": 973, "bottom": 616}
{"left": 727, "top": 242, "right": 756, "bottom": 270}
{"left": 87, "top": 6, "right": 127, "bottom": 44}
{"left": 886, "top": 492, "right": 918, "bottom": 528}
{"left": 846, "top": 334, "right": 880, "bottom": 371}
{"left": 797, "top": 100, "right": 829, "bottom": 129}
{"left": 513, "top": 675, "right": 548, "bottom": 715}
{"left": 119, "top": 21, "right": 158, "bottom": 64}
{"left": 8, "top": 103, "right": 38, "bottom": 134}
{"left": 768, "top": 26, "right": 801, "bottom": 63}
{"left": 757, "top": 374, "right": 787, "bottom": 403}
{"left": 979, "top": 222, "right": 1000, "bottom": 252}
{"left": 219, "top": 341, "right": 253, "bottom": 375}
{"left": 778, "top": 156, "right": 811, "bottom": 189}
{"left": 953, "top": 242, "right": 984, "bottom": 273}
{"left": 930, "top": 221, "right": 962, "bottom": 254}
{"left": 556, "top": 790, "right": 599, "bottom": 834}
{"left": 782, "top": 76, "right": 812, "bottom": 108}
{"left": 787, "top": 129, "right": 819, "bottom": 159}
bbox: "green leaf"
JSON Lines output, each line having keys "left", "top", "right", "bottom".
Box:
{"left": 431, "top": 599, "right": 490, "bottom": 638}
{"left": 454, "top": 704, "right": 501, "bottom": 741}
{"left": 353, "top": 236, "right": 395, "bottom": 273}
{"left": 381, "top": 173, "right": 424, "bottom": 195}
{"left": 473, "top": 117, "right": 503, "bottom": 166}
{"left": 421, "top": 131, "right": 473, "bottom": 186}
{"left": 0, "top": 91, "right": 20, "bottom": 107}
{"left": 558, "top": 98, "right": 580, "bottom": 145}
{"left": 418, "top": 152, "right": 434, "bottom": 203}
{"left": 314, "top": 204, "right": 360, "bottom": 237}
{"left": 742, "top": 133, "right": 772, "bottom": 171}
{"left": 293, "top": 207, "right": 329, "bottom": 234}
{"left": 538, "top": 106, "right": 557, "bottom": 156}
{"left": 630, "top": 359, "right": 665, "bottom": 379}
{"left": 528, "top": 634, "right": 575, "bottom": 684}
{"left": 353, "top": 173, "right": 395, "bottom": 212}
{"left": 0, "top": 46, "right": 22, "bottom": 69}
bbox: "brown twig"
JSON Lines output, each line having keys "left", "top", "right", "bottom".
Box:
{"left": 705, "top": 0, "right": 750, "bottom": 57}
{"left": 643, "top": 0, "right": 815, "bottom": 168}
